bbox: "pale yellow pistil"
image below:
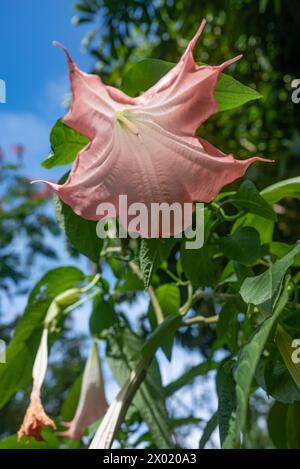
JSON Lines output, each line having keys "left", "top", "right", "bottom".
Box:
{"left": 115, "top": 111, "right": 143, "bottom": 142}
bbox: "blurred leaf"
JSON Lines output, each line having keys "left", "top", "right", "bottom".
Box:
{"left": 0, "top": 267, "right": 83, "bottom": 410}
{"left": 61, "top": 374, "right": 82, "bottom": 422}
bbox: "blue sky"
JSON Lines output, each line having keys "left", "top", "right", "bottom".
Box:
{"left": 0, "top": 0, "right": 94, "bottom": 179}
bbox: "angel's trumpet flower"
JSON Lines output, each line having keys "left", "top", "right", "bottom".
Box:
{"left": 60, "top": 341, "right": 108, "bottom": 440}
{"left": 18, "top": 329, "right": 56, "bottom": 441}
{"left": 35, "top": 19, "right": 269, "bottom": 237}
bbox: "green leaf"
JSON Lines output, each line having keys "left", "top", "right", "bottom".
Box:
{"left": 232, "top": 177, "right": 300, "bottom": 245}
{"left": 199, "top": 412, "right": 218, "bottom": 449}
{"left": 256, "top": 345, "right": 300, "bottom": 404}
{"left": 286, "top": 402, "right": 300, "bottom": 449}
{"left": 0, "top": 434, "right": 51, "bottom": 450}
{"left": 42, "top": 119, "right": 89, "bottom": 169}
{"left": 223, "top": 278, "right": 289, "bottom": 448}
{"left": 215, "top": 72, "right": 262, "bottom": 112}
{"left": 232, "top": 180, "right": 276, "bottom": 221}
{"left": 276, "top": 325, "right": 300, "bottom": 389}
{"left": 267, "top": 401, "right": 288, "bottom": 449}
{"left": 0, "top": 267, "right": 84, "bottom": 410}
{"left": 121, "top": 59, "right": 261, "bottom": 111}
{"left": 121, "top": 59, "right": 174, "bottom": 96}
{"left": 55, "top": 194, "right": 103, "bottom": 263}
{"left": 240, "top": 241, "right": 300, "bottom": 311}
{"left": 216, "top": 300, "right": 243, "bottom": 354}
{"left": 220, "top": 227, "right": 262, "bottom": 266}
{"left": 217, "top": 363, "right": 237, "bottom": 447}
{"left": 89, "top": 298, "right": 118, "bottom": 336}
{"left": 139, "top": 238, "right": 176, "bottom": 287}
{"left": 261, "top": 176, "right": 300, "bottom": 205}
{"left": 155, "top": 284, "right": 180, "bottom": 317}
{"left": 181, "top": 245, "right": 214, "bottom": 286}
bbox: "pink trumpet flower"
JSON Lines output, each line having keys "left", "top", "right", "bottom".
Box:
{"left": 18, "top": 329, "right": 56, "bottom": 441}
{"left": 60, "top": 342, "right": 108, "bottom": 440}
{"left": 36, "top": 19, "right": 268, "bottom": 236}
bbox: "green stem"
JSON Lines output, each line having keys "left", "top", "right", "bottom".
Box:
{"left": 129, "top": 261, "right": 164, "bottom": 324}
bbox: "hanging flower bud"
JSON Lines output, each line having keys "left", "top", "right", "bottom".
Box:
{"left": 60, "top": 341, "right": 108, "bottom": 440}
{"left": 18, "top": 328, "right": 56, "bottom": 441}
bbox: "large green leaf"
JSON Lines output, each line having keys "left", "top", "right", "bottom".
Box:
{"left": 231, "top": 180, "right": 276, "bottom": 221}
{"left": 121, "top": 59, "right": 261, "bottom": 111}
{"left": 220, "top": 227, "right": 262, "bottom": 266}
{"left": 215, "top": 72, "right": 262, "bottom": 112}
{"left": 232, "top": 177, "right": 300, "bottom": 244}
{"left": 89, "top": 297, "right": 118, "bottom": 337}
{"left": 121, "top": 59, "right": 174, "bottom": 96}
{"left": 181, "top": 244, "right": 215, "bottom": 287}
{"left": 261, "top": 176, "right": 300, "bottom": 205}
{"left": 222, "top": 279, "right": 289, "bottom": 448}
{"left": 55, "top": 194, "right": 103, "bottom": 263}
{"left": 0, "top": 267, "right": 84, "bottom": 410}
{"left": 42, "top": 119, "right": 89, "bottom": 169}
{"left": 240, "top": 241, "right": 300, "bottom": 311}
{"left": 155, "top": 284, "right": 180, "bottom": 317}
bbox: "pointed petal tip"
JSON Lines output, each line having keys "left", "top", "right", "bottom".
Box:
{"left": 52, "top": 41, "right": 74, "bottom": 68}
{"left": 188, "top": 18, "right": 207, "bottom": 52}
{"left": 31, "top": 179, "right": 60, "bottom": 191}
